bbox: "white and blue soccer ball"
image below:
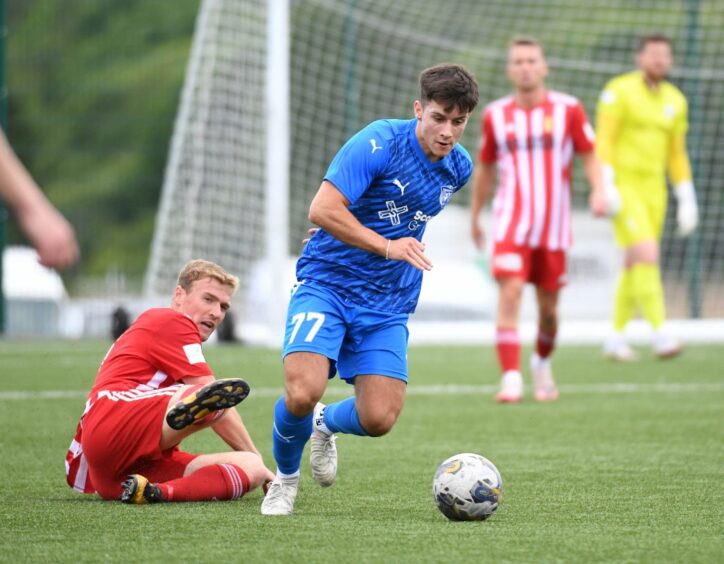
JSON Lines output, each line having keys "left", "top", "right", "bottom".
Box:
{"left": 432, "top": 452, "right": 503, "bottom": 521}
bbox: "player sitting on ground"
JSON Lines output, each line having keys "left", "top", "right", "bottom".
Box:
{"left": 65, "top": 259, "right": 274, "bottom": 503}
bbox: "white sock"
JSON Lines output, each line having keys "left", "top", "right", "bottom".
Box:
{"left": 501, "top": 370, "right": 523, "bottom": 386}
{"left": 531, "top": 353, "right": 550, "bottom": 371}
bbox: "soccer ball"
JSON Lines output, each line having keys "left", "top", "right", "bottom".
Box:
{"left": 432, "top": 452, "right": 503, "bottom": 521}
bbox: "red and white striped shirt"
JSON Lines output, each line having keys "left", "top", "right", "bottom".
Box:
{"left": 479, "top": 91, "right": 595, "bottom": 250}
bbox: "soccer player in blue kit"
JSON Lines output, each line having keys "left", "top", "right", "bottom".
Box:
{"left": 261, "top": 63, "right": 479, "bottom": 515}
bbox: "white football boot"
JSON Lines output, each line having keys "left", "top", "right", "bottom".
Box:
{"left": 603, "top": 333, "right": 638, "bottom": 362}
{"left": 652, "top": 331, "right": 682, "bottom": 359}
{"left": 495, "top": 370, "right": 523, "bottom": 403}
{"left": 530, "top": 353, "right": 559, "bottom": 402}
{"left": 310, "top": 402, "right": 337, "bottom": 487}
{"left": 260, "top": 474, "right": 299, "bottom": 516}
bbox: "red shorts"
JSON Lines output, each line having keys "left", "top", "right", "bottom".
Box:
{"left": 81, "top": 386, "right": 198, "bottom": 500}
{"left": 491, "top": 241, "right": 567, "bottom": 291}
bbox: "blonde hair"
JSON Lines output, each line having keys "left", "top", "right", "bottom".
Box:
{"left": 176, "top": 259, "right": 239, "bottom": 294}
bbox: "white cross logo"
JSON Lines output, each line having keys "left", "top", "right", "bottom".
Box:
{"left": 378, "top": 200, "right": 408, "bottom": 226}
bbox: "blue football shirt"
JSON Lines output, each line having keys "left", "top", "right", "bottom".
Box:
{"left": 296, "top": 118, "right": 473, "bottom": 314}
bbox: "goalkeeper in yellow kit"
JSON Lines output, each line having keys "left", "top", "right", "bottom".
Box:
{"left": 596, "top": 33, "right": 698, "bottom": 361}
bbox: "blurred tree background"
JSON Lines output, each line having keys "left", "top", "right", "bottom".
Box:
{"left": 4, "top": 0, "right": 721, "bottom": 317}
{"left": 5, "top": 0, "right": 199, "bottom": 290}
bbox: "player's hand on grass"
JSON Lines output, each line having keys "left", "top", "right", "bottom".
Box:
{"left": 387, "top": 237, "right": 433, "bottom": 271}
{"left": 261, "top": 466, "right": 275, "bottom": 493}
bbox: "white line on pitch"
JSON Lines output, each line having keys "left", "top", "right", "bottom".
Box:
{"left": 1, "top": 382, "right": 723, "bottom": 401}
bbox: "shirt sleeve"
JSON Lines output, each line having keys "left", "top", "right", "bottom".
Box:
{"left": 571, "top": 101, "right": 595, "bottom": 153}
{"left": 478, "top": 110, "right": 497, "bottom": 164}
{"left": 149, "top": 315, "right": 213, "bottom": 382}
{"left": 668, "top": 94, "right": 692, "bottom": 184}
{"left": 596, "top": 79, "right": 625, "bottom": 121}
{"left": 673, "top": 93, "right": 689, "bottom": 137}
{"left": 595, "top": 80, "right": 623, "bottom": 165}
{"left": 324, "top": 121, "right": 391, "bottom": 205}
{"left": 459, "top": 147, "right": 474, "bottom": 186}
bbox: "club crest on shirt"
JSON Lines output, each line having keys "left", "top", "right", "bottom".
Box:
{"left": 663, "top": 104, "right": 675, "bottom": 119}
{"left": 439, "top": 185, "right": 454, "bottom": 208}
{"left": 544, "top": 116, "right": 553, "bottom": 133}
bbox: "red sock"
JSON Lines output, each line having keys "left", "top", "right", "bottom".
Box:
{"left": 536, "top": 329, "right": 557, "bottom": 359}
{"left": 496, "top": 328, "right": 520, "bottom": 373}
{"left": 157, "top": 464, "right": 249, "bottom": 502}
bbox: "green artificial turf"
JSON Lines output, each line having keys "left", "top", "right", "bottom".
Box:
{"left": 0, "top": 341, "right": 722, "bottom": 562}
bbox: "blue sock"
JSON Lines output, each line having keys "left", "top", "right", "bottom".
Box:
{"left": 271, "top": 395, "right": 313, "bottom": 474}
{"left": 323, "top": 397, "right": 368, "bottom": 436}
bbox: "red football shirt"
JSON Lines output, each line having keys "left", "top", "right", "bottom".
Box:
{"left": 479, "top": 91, "right": 595, "bottom": 250}
{"left": 66, "top": 308, "right": 212, "bottom": 493}
{"left": 90, "top": 308, "right": 212, "bottom": 394}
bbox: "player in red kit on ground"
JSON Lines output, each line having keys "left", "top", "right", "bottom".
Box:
{"left": 65, "top": 259, "right": 274, "bottom": 503}
{"left": 470, "top": 37, "right": 608, "bottom": 403}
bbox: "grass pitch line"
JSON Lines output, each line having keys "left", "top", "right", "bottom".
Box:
{"left": 1, "top": 381, "right": 723, "bottom": 401}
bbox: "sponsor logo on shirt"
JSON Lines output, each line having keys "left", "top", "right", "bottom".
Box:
{"left": 408, "top": 210, "right": 434, "bottom": 231}
{"left": 369, "top": 138, "right": 383, "bottom": 153}
{"left": 183, "top": 343, "right": 206, "bottom": 365}
{"left": 663, "top": 104, "right": 675, "bottom": 119}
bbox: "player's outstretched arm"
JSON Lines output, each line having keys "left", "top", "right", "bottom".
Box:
{"left": 470, "top": 162, "right": 496, "bottom": 249}
{"left": 178, "top": 375, "right": 265, "bottom": 457}
{"left": 211, "top": 406, "right": 265, "bottom": 457}
{"left": 0, "top": 130, "right": 79, "bottom": 269}
{"left": 309, "top": 180, "right": 432, "bottom": 271}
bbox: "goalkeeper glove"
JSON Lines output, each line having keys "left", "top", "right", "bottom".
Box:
{"left": 602, "top": 164, "right": 621, "bottom": 217}
{"left": 674, "top": 181, "right": 698, "bottom": 237}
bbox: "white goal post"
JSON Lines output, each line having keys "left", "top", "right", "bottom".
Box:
{"left": 146, "top": 0, "right": 724, "bottom": 346}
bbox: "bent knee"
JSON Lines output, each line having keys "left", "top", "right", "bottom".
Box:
{"left": 360, "top": 412, "right": 398, "bottom": 437}
{"left": 233, "top": 452, "right": 268, "bottom": 490}
{"left": 284, "top": 389, "right": 319, "bottom": 416}
{"left": 283, "top": 374, "right": 325, "bottom": 415}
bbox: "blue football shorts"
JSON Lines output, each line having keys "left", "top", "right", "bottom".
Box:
{"left": 282, "top": 282, "right": 410, "bottom": 383}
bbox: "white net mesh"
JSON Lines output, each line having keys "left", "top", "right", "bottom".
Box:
{"left": 145, "top": 0, "right": 267, "bottom": 300}
{"left": 147, "top": 0, "right": 724, "bottom": 340}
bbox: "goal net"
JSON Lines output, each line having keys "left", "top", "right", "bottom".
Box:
{"left": 146, "top": 0, "right": 724, "bottom": 345}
